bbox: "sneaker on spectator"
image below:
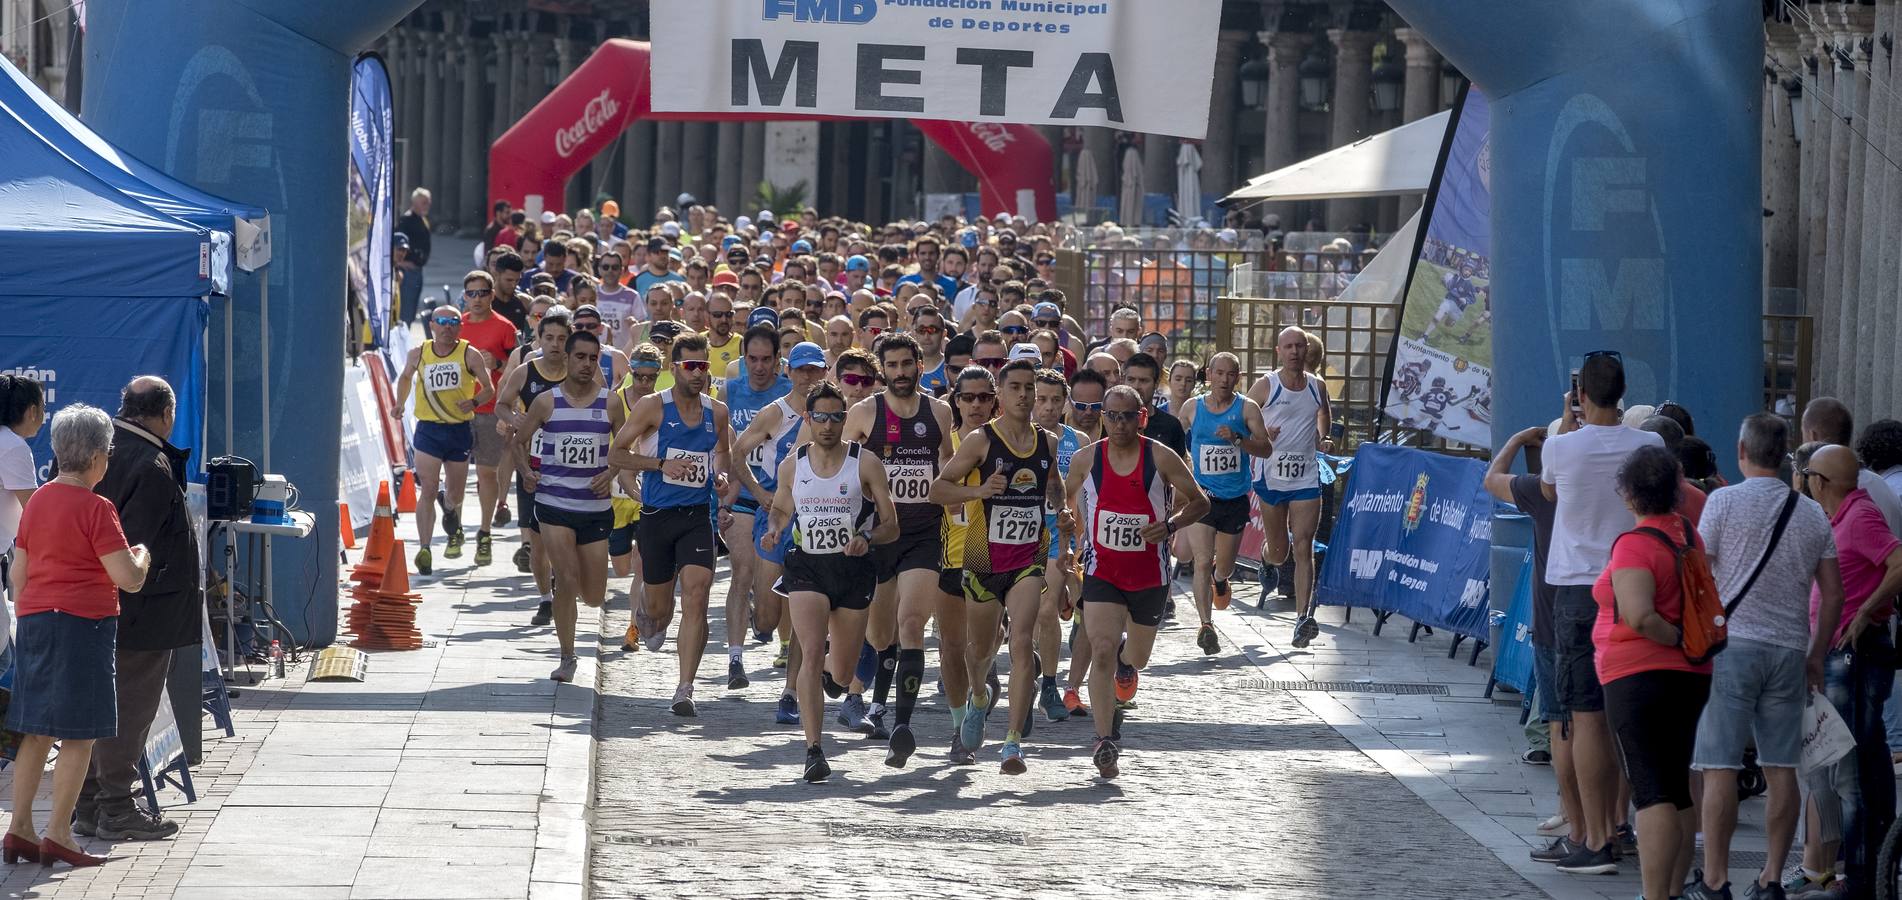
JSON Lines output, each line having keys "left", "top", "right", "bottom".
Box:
{"left": 1521, "top": 748, "right": 1552, "bottom": 765}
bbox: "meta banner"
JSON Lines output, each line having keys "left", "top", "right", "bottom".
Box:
{"left": 649, "top": 0, "right": 1223, "bottom": 138}
{"left": 1314, "top": 445, "right": 1497, "bottom": 640}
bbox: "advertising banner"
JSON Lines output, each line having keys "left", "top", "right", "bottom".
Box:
{"left": 648, "top": 0, "right": 1223, "bottom": 139}
{"left": 347, "top": 53, "right": 395, "bottom": 348}
{"left": 1313, "top": 444, "right": 1495, "bottom": 640}
{"left": 1382, "top": 88, "right": 1493, "bottom": 447}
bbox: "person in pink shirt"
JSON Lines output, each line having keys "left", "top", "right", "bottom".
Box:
{"left": 1790, "top": 443, "right": 1902, "bottom": 894}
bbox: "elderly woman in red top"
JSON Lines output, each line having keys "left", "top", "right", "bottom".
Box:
{"left": 1595, "top": 444, "right": 1714, "bottom": 900}
{"left": 4, "top": 404, "right": 149, "bottom": 869}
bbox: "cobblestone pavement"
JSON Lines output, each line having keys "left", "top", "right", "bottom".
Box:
{"left": 590, "top": 566, "right": 1548, "bottom": 899}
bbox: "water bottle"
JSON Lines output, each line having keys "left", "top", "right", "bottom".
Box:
{"left": 270, "top": 640, "right": 285, "bottom": 678}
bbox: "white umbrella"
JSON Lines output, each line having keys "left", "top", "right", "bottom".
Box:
{"left": 1073, "top": 147, "right": 1100, "bottom": 216}
{"left": 1119, "top": 144, "right": 1144, "bottom": 226}
{"left": 1175, "top": 141, "right": 1204, "bottom": 226}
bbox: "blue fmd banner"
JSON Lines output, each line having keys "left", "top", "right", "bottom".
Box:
{"left": 1314, "top": 444, "right": 1496, "bottom": 639}
{"left": 0, "top": 296, "right": 209, "bottom": 481}
{"left": 347, "top": 53, "right": 394, "bottom": 348}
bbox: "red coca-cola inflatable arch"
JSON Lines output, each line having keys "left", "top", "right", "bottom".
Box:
{"left": 490, "top": 39, "right": 1057, "bottom": 221}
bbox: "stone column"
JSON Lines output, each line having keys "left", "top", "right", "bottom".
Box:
{"left": 521, "top": 37, "right": 548, "bottom": 121}
{"left": 1883, "top": 8, "right": 1902, "bottom": 414}
{"left": 1199, "top": 30, "right": 1248, "bottom": 202}
{"left": 556, "top": 36, "right": 579, "bottom": 81}
{"left": 439, "top": 32, "right": 464, "bottom": 231}
{"left": 1835, "top": 25, "right": 1871, "bottom": 416}
{"left": 741, "top": 121, "right": 767, "bottom": 214}
{"left": 1815, "top": 33, "right": 1849, "bottom": 400}
{"left": 827, "top": 123, "right": 853, "bottom": 216}
{"left": 1083, "top": 127, "right": 1116, "bottom": 218}
{"left": 654, "top": 122, "right": 683, "bottom": 212}
{"left": 1764, "top": 27, "right": 1804, "bottom": 293}
{"left": 922, "top": 140, "right": 962, "bottom": 197}
{"left": 1394, "top": 27, "right": 1440, "bottom": 221}
{"left": 623, "top": 120, "right": 656, "bottom": 224}
{"left": 679, "top": 123, "right": 712, "bottom": 205}
{"left": 1260, "top": 30, "right": 1308, "bottom": 228}
{"left": 1143, "top": 133, "right": 1175, "bottom": 207}
{"left": 715, "top": 122, "right": 744, "bottom": 216}
{"left": 1324, "top": 28, "right": 1377, "bottom": 230}
{"left": 1853, "top": 6, "right": 1889, "bottom": 417}
{"left": 389, "top": 30, "right": 419, "bottom": 199}
{"left": 862, "top": 123, "right": 887, "bottom": 222}
{"left": 460, "top": 32, "right": 489, "bottom": 234}
{"left": 1803, "top": 48, "right": 1827, "bottom": 327}
{"left": 420, "top": 32, "right": 445, "bottom": 205}
{"left": 492, "top": 30, "right": 515, "bottom": 142}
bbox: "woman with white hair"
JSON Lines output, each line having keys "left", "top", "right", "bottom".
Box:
{"left": 3, "top": 403, "right": 149, "bottom": 868}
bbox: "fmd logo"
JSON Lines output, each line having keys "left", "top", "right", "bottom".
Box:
{"left": 763, "top": 0, "right": 877, "bottom": 24}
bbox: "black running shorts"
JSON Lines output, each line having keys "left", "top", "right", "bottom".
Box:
{"left": 637, "top": 504, "right": 717, "bottom": 584}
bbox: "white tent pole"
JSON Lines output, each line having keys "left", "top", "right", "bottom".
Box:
{"left": 260, "top": 272, "right": 271, "bottom": 472}
{"left": 225, "top": 294, "right": 234, "bottom": 457}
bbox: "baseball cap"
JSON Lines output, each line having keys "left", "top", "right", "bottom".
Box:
{"left": 722, "top": 235, "right": 743, "bottom": 251}
{"left": 1008, "top": 343, "right": 1043, "bottom": 362}
{"left": 788, "top": 342, "right": 826, "bottom": 370}
{"left": 735, "top": 215, "right": 753, "bottom": 230}
{"left": 601, "top": 200, "right": 621, "bottom": 218}
{"left": 540, "top": 211, "right": 558, "bottom": 224}
{"left": 573, "top": 304, "right": 601, "bottom": 320}
{"left": 392, "top": 232, "right": 410, "bottom": 249}
{"left": 748, "top": 307, "right": 780, "bottom": 329}
{"left": 791, "top": 239, "right": 813, "bottom": 254}
{"left": 677, "top": 193, "right": 697, "bottom": 207}
{"left": 667, "top": 248, "right": 683, "bottom": 261}
{"left": 1032, "top": 301, "right": 1061, "bottom": 320}
{"left": 1217, "top": 228, "right": 1238, "bottom": 244}
{"left": 660, "top": 221, "right": 682, "bottom": 238}
{"left": 645, "top": 236, "right": 667, "bottom": 253}
{"left": 783, "top": 222, "right": 802, "bottom": 235}
{"left": 757, "top": 210, "right": 775, "bottom": 223}
{"left": 845, "top": 255, "right": 871, "bottom": 273}
{"left": 960, "top": 229, "right": 979, "bottom": 249}
{"left": 712, "top": 270, "right": 740, "bottom": 288}
{"left": 649, "top": 321, "right": 684, "bottom": 340}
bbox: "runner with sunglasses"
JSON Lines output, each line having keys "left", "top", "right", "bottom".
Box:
{"left": 828, "top": 347, "right": 883, "bottom": 730}
{"left": 840, "top": 333, "right": 958, "bottom": 766}
{"left": 1065, "top": 385, "right": 1209, "bottom": 778}
{"left": 393, "top": 297, "right": 494, "bottom": 576}
{"left": 612, "top": 333, "right": 734, "bottom": 717}
{"left": 932, "top": 358, "right": 1068, "bottom": 775}
{"left": 496, "top": 309, "right": 574, "bottom": 622}
{"left": 936, "top": 366, "right": 997, "bottom": 765}
{"left": 911, "top": 306, "right": 950, "bottom": 396}
{"left": 512, "top": 330, "right": 625, "bottom": 683}
{"left": 1181, "top": 352, "right": 1275, "bottom": 656}
{"left": 715, "top": 324, "right": 790, "bottom": 691}
{"left": 759, "top": 381, "right": 900, "bottom": 782}
{"left": 607, "top": 345, "right": 662, "bottom": 650}
{"left": 733, "top": 343, "right": 832, "bottom": 725}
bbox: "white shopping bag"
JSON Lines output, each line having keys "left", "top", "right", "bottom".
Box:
{"left": 1801, "top": 689, "right": 1857, "bottom": 774}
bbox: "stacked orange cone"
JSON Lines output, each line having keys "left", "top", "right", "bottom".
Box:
{"left": 396, "top": 469, "right": 418, "bottom": 515}
{"left": 344, "top": 482, "right": 422, "bottom": 650}
{"left": 339, "top": 501, "right": 357, "bottom": 551}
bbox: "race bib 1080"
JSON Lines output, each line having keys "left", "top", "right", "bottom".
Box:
{"left": 889, "top": 463, "right": 933, "bottom": 504}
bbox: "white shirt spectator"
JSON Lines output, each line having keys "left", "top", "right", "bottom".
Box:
{"left": 0, "top": 427, "right": 35, "bottom": 554}
{"left": 1540, "top": 423, "right": 1664, "bottom": 585}
{"left": 1697, "top": 476, "right": 1837, "bottom": 652}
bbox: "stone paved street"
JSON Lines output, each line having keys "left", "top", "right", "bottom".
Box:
{"left": 590, "top": 567, "right": 1551, "bottom": 899}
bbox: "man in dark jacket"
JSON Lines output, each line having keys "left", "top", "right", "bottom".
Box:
{"left": 73, "top": 376, "right": 199, "bottom": 841}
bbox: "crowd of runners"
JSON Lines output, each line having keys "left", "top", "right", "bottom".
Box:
{"left": 395, "top": 196, "right": 1331, "bottom": 782}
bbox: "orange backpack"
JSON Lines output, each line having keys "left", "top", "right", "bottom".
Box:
{"left": 1624, "top": 514, "right": 1726, "bottom": 664}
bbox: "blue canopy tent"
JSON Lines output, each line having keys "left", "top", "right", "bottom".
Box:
{"left": 0, "top": 64, "right": 218, "bottom": 476}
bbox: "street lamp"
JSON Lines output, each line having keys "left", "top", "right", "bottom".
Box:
{"left": 1372, "top": 50, "right": 1404, "bottom": 112}
{"left": 1440, "top": 61, "right": 1465, "bottom": 107}
{"left": 1240, "top": 57, "right": 1270, "bottom": 110}
{"left": 1299, "top": 47, "right": 1331, "bottom": 111}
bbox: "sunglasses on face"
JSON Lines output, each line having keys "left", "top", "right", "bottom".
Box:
{"left": 958, "top": 391, "right": 996, "bottom": 404}
{"left": 576, "top": 321, "right": 602, "bottom": 332}
{"left": 865, "top": 326, "right": 885, "bottom": 336}
{"left": 432, "top": 316, "right": 461, "bottom": 327}
{"left": 1033, "top": 318, "right": 1059, "bottom": 329}
{"left": 464, "top": 288, "right": 492, "bottom": 298}
{"left": 599, "top": 264, "right": 622, "bottom": 272}
{"left": 914, "top": 325, "right": 942, "bottom": 336}
{"left": 678, "top": 360, "right": 711, "bottom": 372}
{"left": 1071, "top": 400, "right": 1103, "bottom": 412}
{"left": 1800, "top": 468, "right": 1830, "bottom": 483}
{"left": 1103, "top": 410, "right": 1143, "bottom": 423}
{"left": 809, "top": 411, "right": 848, "bottom": 424}
{"left": 975, "top": 357, "right": 1006, "bottom": 369}
{"left": 709, "top": 310, "right": 735, "bottom": 319}
{"left": 840, "top": 373, "right": 877, "bottom": 387}
{"left": 1001, "top": 325, "right": 1028, "bottom": 336}
{"left": 1037, "top": 257, "right": 1055, "bottom": 266}
{"left": 629, "top": 371, "right": 659, "bottom": 383}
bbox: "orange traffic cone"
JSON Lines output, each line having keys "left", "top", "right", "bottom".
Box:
{"left": 339, "top": 501, "right": 357, "bottom": 550}
{"left": 352, "top": 481, "right": 396, "bottom": 583}
{"left": 346, "top": 538, "right": 423, "bottom": 650}
{"left": 396, "top": 469, "right": 417, "bottom": 514}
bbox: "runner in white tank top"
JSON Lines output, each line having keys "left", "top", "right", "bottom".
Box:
{"left": 1245, "top": 327, "right": 1334, "bottom": 650}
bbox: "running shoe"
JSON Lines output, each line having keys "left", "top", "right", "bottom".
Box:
{"left": 414, "top": 547, "right": 433, "bottom": 575}
{"left": 960, "top": 700, "right": 988, "bottom": 751}
{"left": 1062, "top": 689, "right": 1090, "bottom": 717}
{"left": 1091, "top": 738, "right": 1120, "bottom": 779}
{"left": 1115, "top": 697, "right": 1137, "bottom": 711}
{"left": 638, "top": 607, "right": 664, "bottom": 652}
{"left": 1293, "top": 615, "right": 1320, "bottom": 648}
{"left": 444, "top": 529, "right": 464, "bottom": 560}
{"left": 837, "top": 694, "right": 871, "bottom": 732}
{"left": 1783, "top": 871, "right": 1835, "bottom": 896}
{"left": 1529, "top": 836, "right": 1582, "bottom": 865}
{"left": 550, "top": 655, "right": 578, "bottom": 683}
{"left": 474, "top": 531, "right": 493, "bottom": 566}
{"left": 948, "top": 734, "right": 976, "bottom": 766}
{"left": 1162, "top": 598, "right": 1177, "bottom": 624}
{"left": 1213, "top": 577, "right": 1231, "bottom": 610}
{"left": 494, "top": 503, "right": 511, "bottom": 528}
{"left": 622, "top": 621, "right": 640, "bottom": 653}
{"left": 999, "top": 741, "right": 1026, "bottom": 775}
{"left": 531, "top": 599, "right": 553, "bottom": 627}
{"left": 866, "top": 704, "right": 890, "bottom": 740}
{"left": 1259, "top": 565, "right": 1280, "bottom": 606}
{"left": 513, "top": 544, "right": 531, "bottom": 573}
{"left": 753, "top": 626, "right": 773, "bottom": 645}
{"left": 728, "top": 659, "right": 750, "bottom": 690}
{"left": 1196, "top": 623, "right": 1219, "bottom": 655}
{"left": 1681, "top": 880, "right": 1733, "bottom": 900}
{"left": 885, "top": 724, "right": 916, "bottom": 768}
{"left": 1553, "top": 842, "right": 1617, "bottom": 875}
{"left": 985, "top": 664, "right": 1002, "bottom": 713}
{"left": 803, "top": 745, "right": 830, "bottom": 783}
{"left": 671, "top": 684, "right": 696, "bottom": 717}
{"left": 1039, "top": 682, "right": 1070, "bottom": 721}
{"left": 1742, "top": 880, "right": 1789, "bottom": 900}
{"left": 773, "top": 639, "right": 790, "bottom": 669}
{"left": 775, "top": 694, "right": 801, "bottom": 725}
{"left": 1114, "top": 661, "right": 1139, "bottom": 703}
{"left": 1521, "top": 748, "right": 1552, "bottom": 765}
{"left": 1537, "top": 814, "right": 1569, "bottom": 835}
{"left": 1614, "top": 823, "right": 1637, "bottom": 859}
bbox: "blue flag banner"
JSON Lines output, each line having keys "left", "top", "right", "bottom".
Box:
{"left": 1490, "top": 549, "right": 1537, "bottom": 694}
{"left": 348, "top": 53, "right": 395, "bottom": 348}
{"left": 1314, "top": 444, "right": 1496, "bottom": 640}
{"left": 0, "top": 296, "right": 209, "bottom": 481}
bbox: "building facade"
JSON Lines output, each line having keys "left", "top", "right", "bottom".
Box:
{"left": 1, "top": 0, "right": 78, "bottom": 106}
